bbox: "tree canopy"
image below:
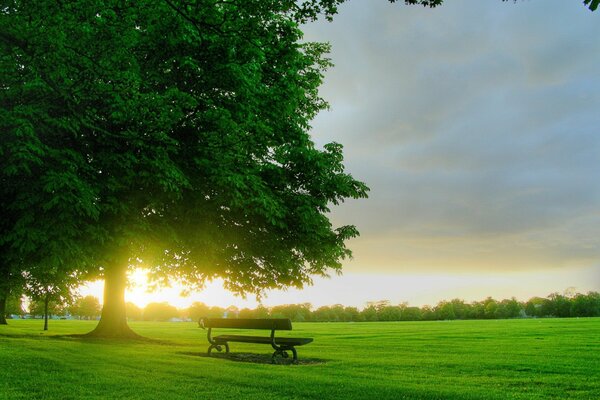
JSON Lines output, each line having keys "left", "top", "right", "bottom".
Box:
{"left": 1, "top": 0, "right": 369, "bottom": 336}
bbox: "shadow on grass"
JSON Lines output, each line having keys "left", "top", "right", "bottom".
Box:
{"left": 179, "top": 351, "right": 327, "bottom": 366}
{"left": 0, "top": 331, "right": 174, "bottom": 346}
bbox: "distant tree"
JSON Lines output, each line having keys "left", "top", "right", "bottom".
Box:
{"left": 483, "top": 297, "right": 499, "bottom": 319}
{"left": 420, "top": 305, "right": 436, "bottom": 321}
{"left": 435, "top": 301, "right": 456, "bottom": 320}
{"left": 570, "top": 292, "right": 600, "bottom": 317}
{"left": 270, "top": 303, "right": 312, "bottom": 322}
{"left": 524, "top": 297, "right": 545, "bottom": 318}
{"left": 237, "top": 305, "right": 270, "bottom": 319}
{"left": 5, "top": 294, "right": 24, "bottom": 318}
{"left": 543, "top": 293, "right": 572, "bottom": 318}
{"left": 254, "top": 305, "right": 271, "bottom": 319}
{"left": 206, "top": 306, "right": 226, "bottom": 319}
{"left": 143, "top": 303, "right": 180, "bottom": 322}
{"left": 69, "top": 296, "right": 102, "bottom": 320}
{"left": 361, "top": 304, "right": 379, "bottom": 322}
{"left": 224, "top": 306, "right": 240, "bottom": 319}
{"left": 378, "top": 305, "right": 402, "bottom": 321}
{"left": 497, "top": 298, "right": 523, "bottom": 319}
{"left": 28, "top": 298, "right": 66, "bottom": 320}
{"left": 125, "top": 302, "right": 143, "bottom": 321}
{"left": 238, "top": 308, "right": 256, "bottom": 319}
{"left": 400, "top": 306, "right": 422, "bottom": 321}
{"left": 343, "top": 306, "right": 363, "bottom": 322}
{"left": 186, "top": 302, "right": 212, "bottom": 322}
{"left": 327, "top": 304, "right": 348, "bottom": 322}
{"left": 313, "top": 306, "right": 334, "bottom": 322}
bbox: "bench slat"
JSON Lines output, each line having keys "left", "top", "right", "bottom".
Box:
{"left": 213, "top": 334, "right": 313, "bottom": 346}
{"left": 203, "top": 318, "right": 292, "bottom": 330}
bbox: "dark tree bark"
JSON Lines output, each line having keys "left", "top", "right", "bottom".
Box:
{"left": 0, "top": 293, "right": 7, "bottom": 325}
{"left": 0, "top": 270, "right": 10, "bottom": 325}
{"left": 86, "top": 263, "right": 140, "bottom": 338}
{"left": 43, "top": 292, "right": 49, "bottom": 331}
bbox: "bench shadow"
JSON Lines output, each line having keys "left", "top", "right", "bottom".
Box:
{"left": 179, "top": 351, "right": 327, "bottom": 365}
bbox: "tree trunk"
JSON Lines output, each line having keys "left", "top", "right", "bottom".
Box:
{"left": 43, "top": 293, "right": 49, "bottom": 331}
{"left": 0, "top": 293, "right": 7, "bottom": 325}
{"left": 86, "top": 263, "right": 140, "bottom": 338}
{"left": 0, "top": 275, "right": 10, "bottom": 325}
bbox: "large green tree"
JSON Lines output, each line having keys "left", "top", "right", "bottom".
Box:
{"left": 1, "top": 0, "right": 595, "bottom": 336}
{"left": 1, "top": 0, "right": 370, "bottom": 338}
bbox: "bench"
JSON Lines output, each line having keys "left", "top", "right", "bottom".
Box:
{"left": 199, "top": 318, "right": 313, "bottom": 363}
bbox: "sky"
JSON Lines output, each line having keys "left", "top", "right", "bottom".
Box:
{"left": 83, "top": 0, "right": 600, "bottom": 310}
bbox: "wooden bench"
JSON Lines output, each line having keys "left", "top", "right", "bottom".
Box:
{"left": 199, "top": 318, "right": 313, "bottom": 363}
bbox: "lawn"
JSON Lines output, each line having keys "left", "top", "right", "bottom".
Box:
{"left": 1, "top": 318, "right": 598, "bottom": 399}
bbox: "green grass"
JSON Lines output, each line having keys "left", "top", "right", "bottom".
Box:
{"left": 1, "top": 318, "right": 599, "bottom": 399}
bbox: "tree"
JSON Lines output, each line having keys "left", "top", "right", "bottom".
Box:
{"left": 1, "top": 1, "right": 368, "bottom": 338}
{"left": 400, "top": 306, "right": 422, "bottom": 321}
{"left": 28, "top": 297, "right": 67, "bottom": 320}
{"left": 186, "top": 302, "right": 211, "bottom": 322}
{"left": 497, "top": 298, "right": 523, "bottom": 319}
{"left": 361, "top": 304, "right": 379, "bottom": 322}
{"left": 543, "top": 293, "right": 572, "bottom": 318}
{"left": 125, "top": 302, "right": 143, "bottom": 321}
{"left": 4, "top": 293, "right": 24, "bottom": 319}
{"left": 70, "top": 296, "right": 102, "bottom": 320}
{"left": 23, "top": 269, "right": 78, "bottom": 330}
{"left": 524, "top": 297, "right": 545, "bottom": 318}
{"left": 435, "top": 300, "right": 456, "bottom": 320}
{"left": 143, "top": 302, "right": 180, "bottom": 322}
{"left": 270, "top": 303, "right": 312, "bottom": 321}
{"left": 571, "top": 292, "right": 600, "bottom": 317}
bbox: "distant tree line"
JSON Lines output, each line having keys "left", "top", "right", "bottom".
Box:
{"left": 6, "top": 290, "right": 599, "bottom": 325}
{"left": 137, "top": 290, "right": 600, "bottom": 322}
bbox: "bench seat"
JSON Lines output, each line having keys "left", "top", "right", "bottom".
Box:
{"left": 213, "top": 335, "right": 313, "bottom": 346}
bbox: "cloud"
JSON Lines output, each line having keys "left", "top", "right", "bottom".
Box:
{"left": 304, "top": 0, "right": 600, "bottom": 275}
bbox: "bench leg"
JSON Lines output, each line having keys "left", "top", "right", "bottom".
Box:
{"left": 208, "top": 342, "right": 229, "bottom": 355}
{"left": 290, "top": 347, "right": 298, "bottom": 363}
{"left": 271, "top": 347, "right": 298, "bottom": 364}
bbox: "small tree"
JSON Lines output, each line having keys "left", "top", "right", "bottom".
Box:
{"left": 23, "top": 270, "right": 78, "bottom": 330}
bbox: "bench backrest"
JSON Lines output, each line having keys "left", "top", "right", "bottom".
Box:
{"left": 201, "top": 318, "right": 292, "bottom": 330}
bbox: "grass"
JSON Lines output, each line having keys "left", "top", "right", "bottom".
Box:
{"left": 1, "top": 318, "right": 599, "bottom": 399}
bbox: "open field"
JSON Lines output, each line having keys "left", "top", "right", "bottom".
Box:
{"left": 1, "top": 318, "right": 599, "bottom": 400}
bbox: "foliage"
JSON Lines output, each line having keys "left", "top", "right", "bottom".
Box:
{"left": 27, "top": 298, "right": 67, "bottom": 318}
{"left": 142, "top": 302, "right": 180, "bottom": 321}
{"left": 4, "top": 294, "right": 24, "bottom": 317}
{"left": 0, "top": 0, "right": 369, "bottom": 329}
{"left": 125, "top": 302, "right": 143, "bottom": 321}
{"left": 69, "top": 295, "right": 102, "bottom": 320}
{"left": 584, "top": 0, "right": 600, "bottom": 11}
{"left": 130, "top": 290, "right": 600, "bottom": 323}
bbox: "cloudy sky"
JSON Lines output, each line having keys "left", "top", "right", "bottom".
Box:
{"left": 284, "top": 0, "right": 600, "bottom": 306}
{"left": 86, "top": 0, "right": 600, "bottom": 309}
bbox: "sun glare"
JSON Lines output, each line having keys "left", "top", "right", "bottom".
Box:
{"left": 79, "top": 269, "right": 260, "bottom": 310}
{"left": 77, "top": 264, "right": 600, "bottom": 311}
